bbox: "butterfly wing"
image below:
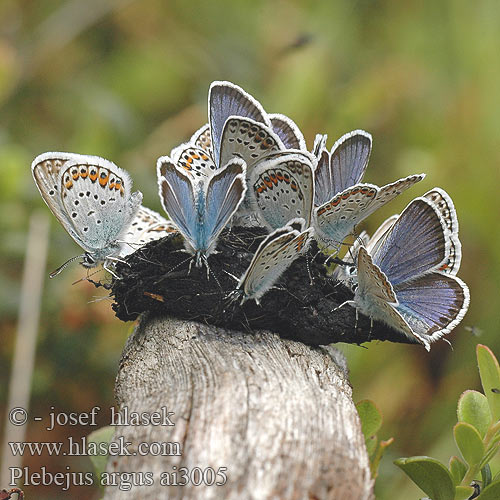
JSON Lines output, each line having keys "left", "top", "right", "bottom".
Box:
{"left": 157, "top": 158, "right": 198, "bottom": 253}
{"left": 312, "top": 134, "right": 327, "bottom": 157}
{"left": 201, "top": 159, "right": 247, "bottom": 253}
{"left": 314, "top": 183, "right": 378, "bottom": 251}
{"left": 354, "top": 248, "right": 427, "bottom": 347}
{"left": 32, "top": 152, "right": 91, "bottom": 236}
{"left": 330, "top": 130, "right": 372, "bottom": 196}
{"left": 424, "top": 188, "right": 461, "bottom": 274}
{"left": 314, "top": 174, "right": 424, "bottom": 252}
{"left": 331, "top": 213, "right": 398, "bottom": 285}
{"left": 173, "top": 146, "right": 217, "bottom": 179}
{"left": 190, "top": 123, "right": 213, "bottom": 158}
{"left": 252, "top": 153, "right": 315, "bottom": 230}
{"left": 57, "top": 157, "right": 142, "bottom": 255}
{"left": 365, "top": 214, "right": 399, "bottom": 255}
{"left": 120, "top": 206, "right": 178, "bottom": 257}
{"left": 209, "top": 81, "right": 271, "bottom": 167}
{"left": 314, "top": 130, "right": 372, "bottom": 206}
{"left": 219, "top": 116, "right": 284, "bottom": 171}
{"left": 238, "top": 218, "right": 313, "bottom": 303}
{"left": 268, "top": 113, "right": 306, "bottom": 150}
{"left": 371, "top": 197, "right": 449, "bottom": 286}
{"left": 394, "top": 272, "right": 470, "bottom": 344}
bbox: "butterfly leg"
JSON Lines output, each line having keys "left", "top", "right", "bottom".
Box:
{"left": 103, "top": 261, "right": 121, "bottom": 280}
{"left": 106, "top": 255, "right": 130, "bottom": 266}
{"left": 332, "top": 300, "right": 356, "bottom": 313}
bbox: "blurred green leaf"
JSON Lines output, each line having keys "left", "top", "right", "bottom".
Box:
{"left": 477, "top": 345, "right": 500, "bottom": 421}
{"left": 453, "top": 422, "right": 485, "bottom": 466}
{"left": 394, "top": 456, "right": 455, "bottom": 500}
{"left": 87, "top": 426, "right": 115, "bottom": 480}
{"left": 478, "top": 479, "right": 500, "bottom": 500}
{"left": 356, "top": 399, "right": 382, "bottom": 438}
{"left": 366, "top": 434, "right": 378, "bottom": 457}
{"left": 457, "top": 390, "right": 492, "bottom": 438}
{"left": 453, "top": 485, "right": 475, "bottom": 500}
{"left": 449, "top": 456, "right": 467, "bottom": 485}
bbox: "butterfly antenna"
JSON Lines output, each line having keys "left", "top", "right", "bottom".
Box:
{"left": 71, "top": 267, "right": 103, "bottom": 286}
{"left": 203, "top": 257, "right": 223, "bottom": 292}
{"left": 49, "top": 254, "right": 85, "bottom": 279}
{"left": 154, "top": 254, "right": 194, "bottom": 284}
{"left": 305, "top": 254, "right": 314, "bottom": 285}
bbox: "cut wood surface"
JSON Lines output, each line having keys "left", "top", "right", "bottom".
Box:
{"left": 104, "top": 315, "right": 374, "bottom": 500}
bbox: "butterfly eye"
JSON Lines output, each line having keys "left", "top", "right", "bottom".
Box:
{"left": 84, "top": 253, "right": 96, "bottom": 265}
{"left": 348, "top": 266, "right": 356, "bottom": 276}
{"left": 352, "top": 283, "right": 359, "bottom": 292}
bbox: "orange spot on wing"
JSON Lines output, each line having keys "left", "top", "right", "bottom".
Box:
{"left": 89, "top": 168, "right": 99, "bottom": 182}
{"left": 99, "top": 173, "right": 109, "bottom": 187}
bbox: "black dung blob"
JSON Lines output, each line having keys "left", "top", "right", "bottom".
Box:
{"left": 107, "top": 227, "right": 417, "bottom": 347}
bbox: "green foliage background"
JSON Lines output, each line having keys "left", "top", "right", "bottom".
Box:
{"left": 0, "top": 1, "right": 499, "bottom": 498}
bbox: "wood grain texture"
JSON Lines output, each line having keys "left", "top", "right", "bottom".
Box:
{"left": 104, "top": 315, "right": 374, "bottom": 500}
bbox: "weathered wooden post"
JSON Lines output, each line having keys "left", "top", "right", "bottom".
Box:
{"left": 102, "top": 229, "right": 409, "bottom": 499}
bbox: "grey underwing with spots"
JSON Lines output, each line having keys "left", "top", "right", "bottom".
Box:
{"left": 32, "top": 152, "right": 142, "bottom": 275}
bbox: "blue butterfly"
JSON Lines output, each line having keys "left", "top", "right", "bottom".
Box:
{"left": 311, "top": 130, "right": 424, "bottom": 253}
{"left": 157, "top": 156, "right": 247, "bottom": 267}
{"left": 338, "top": 195, "right": 470, "bottom": 350}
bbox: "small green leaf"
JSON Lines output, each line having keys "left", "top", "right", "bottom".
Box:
{"left": 457, "top": 390, "right": 492, "bottom": 438}
{"left": 87, "top": 426, "right": 115, "bottom": 478}
{"left": 482, "top": 463, "right": 493, "bottom": 488}
{"left": 394, "top": 456, "right": 455, "bottom": 500}
{"left": 356, "top": 399, "right": 382, "bottom": 438}
{"left": 477, "top": 345, "right": 500, "bottom": 421}
{"left": 453, "top": 485, "right": 475, "bottom": 500}
{"left": 453, "top": 422, "right": 485, "bottom": 466}
{"left": 478, "top": 479, "right": 500, "bottom": 500}
{"left": 448, "top": 456, "right": 467, "bottom": 485}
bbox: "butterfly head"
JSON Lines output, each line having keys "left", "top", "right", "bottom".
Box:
{"left": 82, "top": 252, "right": 99, "bottom": 269}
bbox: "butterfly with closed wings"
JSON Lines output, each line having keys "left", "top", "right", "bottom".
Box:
{"left": 32, "top": 152, "right": 142, "bottom": 277}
